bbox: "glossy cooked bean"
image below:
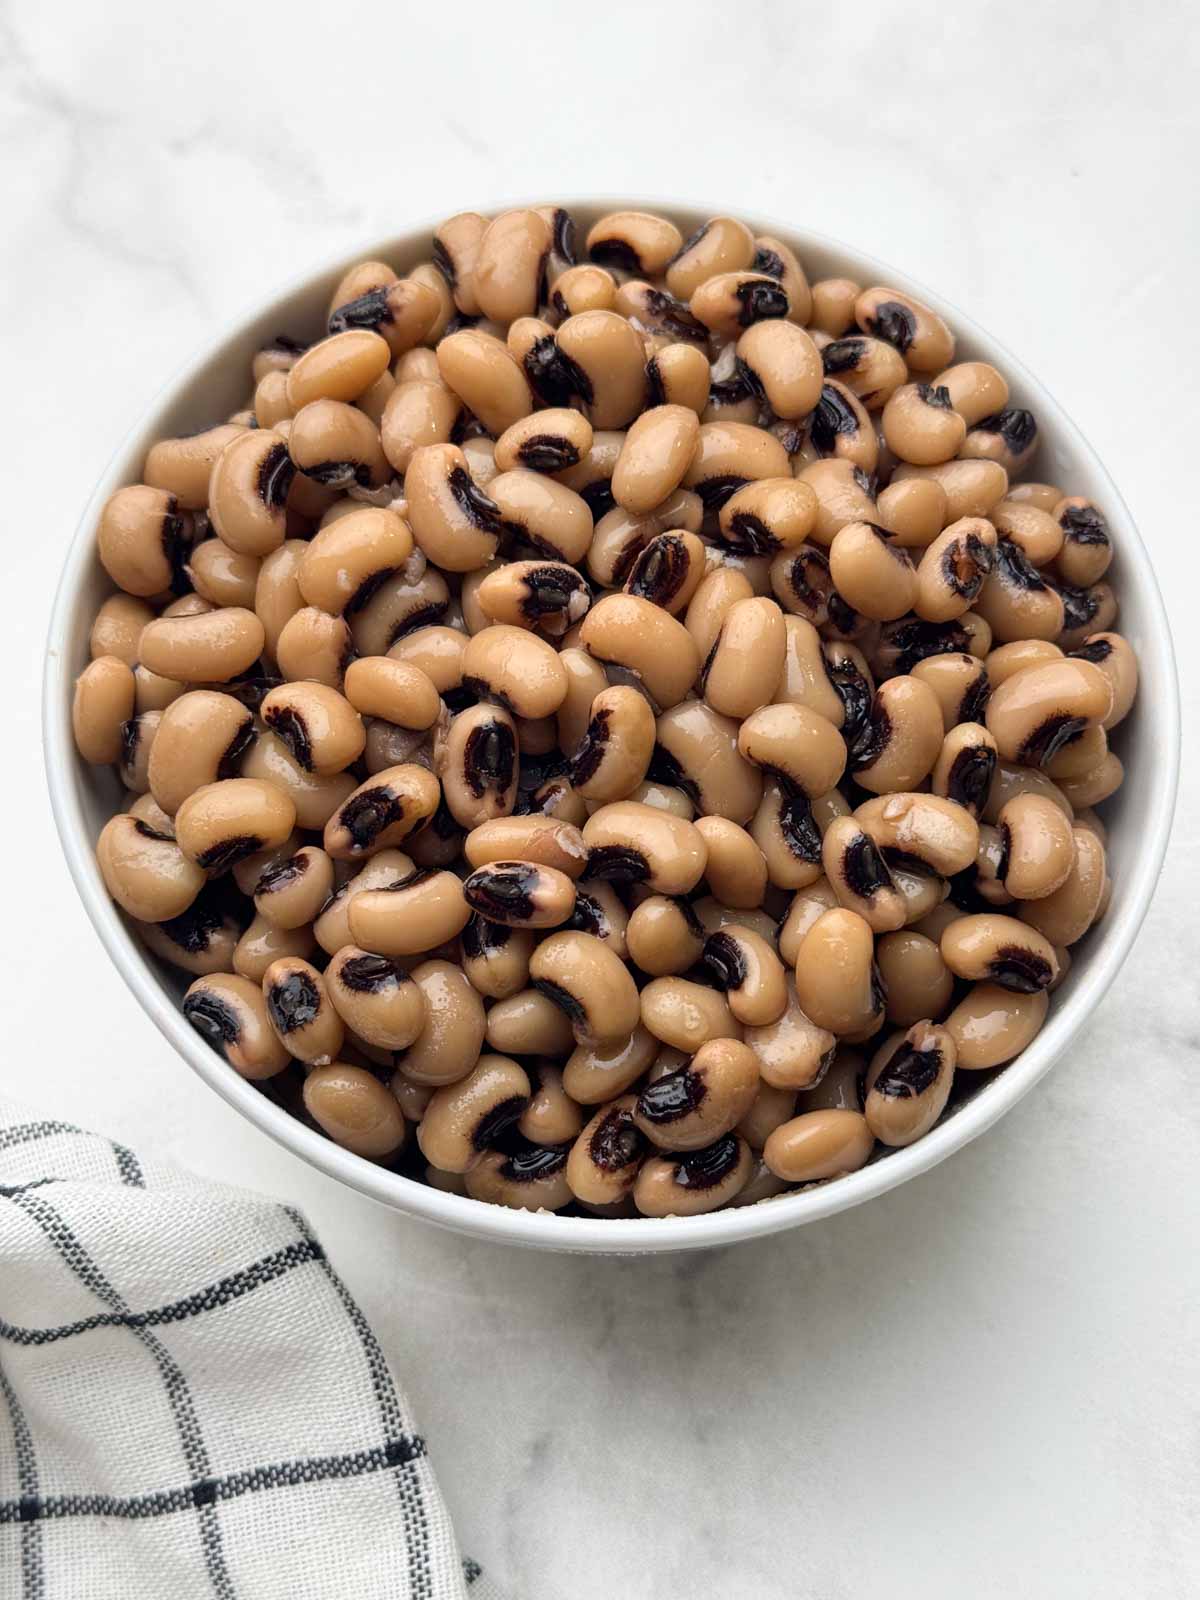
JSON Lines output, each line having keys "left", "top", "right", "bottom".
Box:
{"left": 144, "top": 424, "right": 246, "bottom": 510}
{"left": 304, "top": 1063, "right": 408, "bottom": 1160}
{"left": 821, "top": 815, "right": 908, "bottom": 933}
{"left": 323, "top": 764, "right": 441, "bottom": 859}
{"left": 633, "top": 1134, "right": 753, "bottom": 1216}
{"left": 694, "top": 816, "right": 768, "bottom": 909}
{"left": 139, "top": 607, "right": 265, "bottom": 684}
{"left": 435, "top": 702, "right": 518, "bottom": 829}
{"left": 634, "top": 1038, "right": 760, "bottom": 1151}
{"left": 699, "top": 925, "right": 788, "bottom": 1026}
{"left": 1070, "top": 632, "right": 1138, "bottom": 730}
{"left": 462, "top": 861, "right": 576, "bottom": 929}
{"left": 90, "top": 594, "right": 155, "bottom": 664}
{"left": 582, "top": 801, "right": 707, "bottom": 895}
{"left": 864, "top": 1020, "right": 956, "bottom": 1146}
{"left": 829, "top": 522, "right": 918, "bottom": 621}
{"left": 567, "top": 685, "right": 655, "bottom": 802}
{"left": 684, "top": 421, "right": 790, "bottom": 511}
{"left": 929, "top": 723, "right": 998, "bottom": 817}
{"left": 398, "top": 959, "right": 488, "bottom": 1086}
{"left": 253, "top": 844, "right": 335, "bottom": 931}
{"left": 1019, "top": 825, "right": 1106, "bottom": 946}
{"left": 985, "top": 656, "right": 1112, "bottom": 766}
{"left": 97, "top": 813, "right": 206, "bottom": 922}
{"left": 73, "top": 656, "right": 136, "bottom": 764}
{"left": 528, "top": 930, "right": 641, "bottom": 1045}
{"left": 343, "top": 657, "right": 440, "bottom": 730}
{"left": 944, "top": 983, "right": 1049, "bottom": 1069}
{"left": 486, "top": 990, "right": 576, "bottom": 1058}
{"left": 183, "top": 972, "right": 290, "bottom": 1080}
{"left": 849, "top": 675, "right": 944, "bottom": 794}
{"left": 793, "top": 908, "right": 884, "bottom": 1037}
{"left": 262, "top": 956, "right": 344, "bottom": 1065}
{"left": 260, "top": 682, "right": 364, "bottom": 775}
{"left": 566, "top": 1095, "right": 648, "bottom": 1205}
{"left": 997, "top": 793, "right": 1076, "bottom": 900}
{"left": 738, "top": 703, "right": 846, "bottom": 798}
{"left": 736, "top": 320, "right": 823, "bottom": 419}
{"left": 324, "top": 949, "right": 424, "bottom": 1053}
{"left": 349, "top": 867, "right": 470, "bottom": 955}
{"left": 763, "top": 1108, "right": 874, "bottom": 1183}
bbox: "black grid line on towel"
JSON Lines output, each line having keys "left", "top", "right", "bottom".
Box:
{"left": 0, "top": 1120, "right": 145, "bottom": 1189}
{"left": 8, "top": 1186, "right": 237, "bottom": 1598}
{"left": 284, "top": 1205, "right": 434, "bottom": 1600}
{"left": 0, "top": 1355, "right": 44, "bottom": 1599}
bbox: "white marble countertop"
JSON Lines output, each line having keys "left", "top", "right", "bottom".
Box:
{"left": 3, "top": 2, "right": 1198, "bottom": 1594}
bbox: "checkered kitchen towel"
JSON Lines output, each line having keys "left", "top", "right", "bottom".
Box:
{"left": 0, "top": 1099, "right": 504, "bottom": 1599}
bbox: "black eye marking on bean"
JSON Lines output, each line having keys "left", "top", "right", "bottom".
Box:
{"left": 735, "top": 280, "right": 788, "bottom": 326}
{"left": 551, "top": 208, "right": 576, "bottom": 266}
{"left": 646, "top": 744, "right": 702, "bottom": 811}
{"left": 958, "top": 667, "right": 992, "bottom": 726}
{"left": 338, "top": 788, "right": 404, "bottom": 849}
{"left": 942, "top": 533, "right": 994, "bottom": 599}
{"left": 1018, "top": 713, "right": 1088, "bottom": 769}
{"left": 608, "top": 531, "right": 654, "bottom": 589}
{"left": 880, "top": 846, "right": 936, "bottom": 879}
{"left": 383, "top": 868, "right": 436, "bottom": 893}
{"left": 720, "top": 512, "right": 778, "bottom": 556}
{"left": 255, "top": 851, "right": 308, "bottom": 896}
{"left": 849, "top": 698, "right": 892, "bottom": 772}
{"left": 823, "top": 652, "right": 871, "bottom": 741}
{"left": 667, "top": 222, "right": 709, "bottom": 267}
{"left": 995, "top": 822, "right": 1012, "bottom": 882}
{"left": 869, "top": 961, "right": 887, "bottom": 1015}
{"left": 822, "top": 337, "right": 869, "bottom": 376}
{"left": 693, "top": 473, "right": 749, "bottom": 512}
{"left": 1069, "top": 638, "right": 1111, "bottom": 665}
{"left": 464, "top": 864, "right": 539, "bottom": 922}
{"left": 785, "top": 546, "right": 833, "bottom": 607}
{"left": 916, "top": 383, "right": 954, "bottom": 411}
{"left": 523, "top": 335, "right": 594, "bottom": 409}
{"left": 826, "top": 591, "right": 861, "bottom": 637}
{"left": 266, "top": 971, "right": 321, "bottom": 1035}
{"left": 568, "top": 889, "right": 609, "bottom": 938}
{"left": 530, "top": 977, "right": 589, "bottom": 1028}
{"left": 946, "top": 745, "right": 996, "bottom": 814}
{"left": 461, "top": 914, "right": 512, "bottom": 959}
{"left": 711, "top": 365, "right": 758, "bottom": 408}
{"left": 471, "top": 1094, "right": 527, "bottom": 1151}
{"left": 158, "top": 895, "right": 230, "bottom": 954}
{"left": 638, "top": 1065, "right": 707, "bottom": 1125}
{"left": 589, "top": 1104, "right": 645, "bottom": 1171}
{"left": 874, "top": 1042, "right": 940, "bottom": 1098}
{"left": 256, "top": 441, "right": 295, "bottom": 509}
{"left": 550, "top": 290, "right": 570, "bottom": 321}
{"left": 447, "top": 466, "right": 502, "bottom": 534}
{"left": 644, "top": 288, "right": 707, "bottom": 343}
{"left": 778, "top": 787, "right": 823, "bottom": 863}
{"left": 994, "top": 537, "right": 1048, "bottom": 593}
{"left": 131, "top": 818, "right": 171, "bottom": 844}
{"left": 674, "top": 1134, "right": 740, "bottom": 1190}
{"left": 843, "top": 833, "right": 894, "bottom": 898}
{"left": 1059, "top": 504, "right": 1109, "bottom": 546}
{"left": 183, "top": 990, "right": 241, "bottom": 1048}
{"left": 220, "top": 671, "right": 284, "bottom": 712}
{"left": 215, "top": 716, "right": 255, "bottom": 781}
{"left": 302, "top": 459, "right": 372, "bottom": 489}
{"left": 264, "top": 704, "right": 314, "bottom": 771}
{"left": 880, "top": 618, "right": 970, "bottom": 674}
{"left": 808, "top": 384, "right": 862, "bottom": 454}
{"left": 500, "top": 1140, "right": 571, "bottom": 1183}
{"left": 752, "top": 246, "right": 785, "bottom": 279}
{"left": 1052, "top": 579, "right": 1100, "bottom": 632}
{"left": 946, "top": 866, "right": 996, "bottom": 914}
{"left": 460, "top": 674, "right": 519, "bottom": 717}
{"left": 627, "top": 535, "right": 690, "bottom": 603}
{"left": 462, "top": 719, "right": 517, "bottom": 799}
{"left": 698, "top": 630, "right": 722, "bottom": 694}
{"left": 388, "top": 600, "right": 449, "bottom": 646}
{"left": 989, "top": 945, "right": 1054, "bottom": 992}
{"left": 339, "top": 953, "right": 402, "bottom": 993}
{"left": 524, "top": 565, "right": 587, "bottom": 618}
{"left": 120, "top": 717, "right": 142, "bottom": 774}
{"left": 974, "top": 408, "right": 1037, "bottom": 455}
{"left": 516, "top": 435, "right": 581, "bottom": 473}
{"left": 701, "top": 931, "right": 748, "bottom": 991}
{"left": 328, "top": 286, "right": 392, "bottom": 337}
{"left": 430, "top": 238, "right": 455, "bottom": 289}
{"left": 585, "top": 845, "right": 650, "bottom": 883}
{"left": 268, "top": 334, "right": 309, "bottom": 355}
{"left": 570, "top": 708, "right": 612, "bottom": 788}
{"left": 195, "top": 834, "right": 264, "bottom": 872}
{"left": 161, "top": 502, "right": 195, "bottom": 596}
{"left": 644, "top": 358, "right": 666, "bottom": 408}
{"left": 865, "top": 302, "right": 916, "bottom": 353}
{"left": 580, "top": 478, "right": 616, "bottom": 520}
{"left": 588, "top": 238, "right": 643, "bottom": 275}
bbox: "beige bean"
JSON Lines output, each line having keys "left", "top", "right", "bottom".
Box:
{"left": 829, "top": 522, "right": 918, "bottom": 622}
{"left": 460, "top": 624, "right": 569, "bottom": 719}
{"left": 183, "top": 972, "right": 290, "bottom": 1080}
{"left": 612, "top": 405, "right": 700, "bottom": 515}
{"left": 582, "top": 801, "right": 707, "bottom": 896}
{"left": 304, "top": 1063, "right": 407, "bottom": 1159}
{"left": 328, "top": 274, "right": 441, "bottom": 356}
{"left": 944, "top": 983, "right": 1049, "bottom": 1069}
{"left": 343, "top": 657, "right": 440, "bottom": 730}
{"left": 763, "top": 1108, "right": 874, "bottom": 1182}
{"left": 145, "top": 424, "right": 246, "bottom": 510}
{"left": 139, "top": 606, "right": 265, "bottom": 684}
{"left": 73, "top": 657, "right": 136, "bottom": 764}
{"left": 634, "top": 1038, "right": 759, "bottom": 1151}
{"left": 96, "top": 812, "right": 205, "bottom": 922}
{"left": 864, "top": 1020, "right": 956, "bottom": 1146}
{"left": 849, "top": 675, "right": 944, "bottom": 794}
{"left": 587, "top": 209, "right": 682, "bottom": 277}
{"left": 323, "top": 764, "right": 441, "bottom": 859}
{"left": 633, "top": 1134, "right": 752, "bottom": 1216}
{"left": 985, "top": 657, "right": 1112, "bottom": 766}
{"left": 1020, "top": 826, "right": 1106, "bottom": 946}
{"left": 684, "top": 421, "right": 790, "bottom": 511}
{"left": 794, "top": 908, "right": 884, "bottom": 1036}
{"left": 400, "top": 960, "right": 488, "bottom": 1086}
{"left": 738, "top": 703, "right": 847, "bottom": 798}
{"left": 486, "top": 990, "right": 576, "bottom": 1059}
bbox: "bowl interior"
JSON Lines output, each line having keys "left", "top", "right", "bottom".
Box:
{"left": 45, "top": 201, "right": 1180, "bottom": 1253}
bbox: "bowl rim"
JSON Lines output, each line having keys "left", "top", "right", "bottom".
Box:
{"left": 44, "top": 196, "right": 1181, "bottom": 1254}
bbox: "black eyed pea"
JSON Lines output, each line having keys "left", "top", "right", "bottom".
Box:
{"left": 252, "top": 335, "right": 308, "bottom": 382}
{"left": 342, "top": 657, "right": 440, "bottom": 731}
{"left": 554, "top": 310, "right": 647, "bottom": 430}
{"left": 233, "top": 916, "right": 316, "bottom": 984}
{"left": 303, "top": 1063, "right": 408, "bottom": 1161}
{"left": 254, "top": 371, "right": 293, "bottom": 430}
{"left": 125, "top": 792, "right": 177, "bottom": 838}
{"left": 240, "top": 732, "right": 357, "bottom": 832}
{"left": 1053, "top": 497, "right": 1113, "bottom": 588}
{"left": 328, "top": 274, "right": 442, "bottom": 356}
{"left": 326, "top": 261, "right": 401, "bottom": 322}
{"left": 285, "top": 330, "right": 392, "bottom": 412}
{"left": 738, "top": 702, "right": 847, "bottom": 799}
{"left": 768, "top": 544, "right": 834, "bottom": 626}
{"left": 855, "top": 791, "right": 980, "bottom": 879}
{"left": 778, "top": 626, "right": 852, "bottom": 729}
{"left": 274, "top": 607, "right": 353, "bottom": 690}
{"left": 614, "top": 280, "right": 708, "bottom": 346}
{"left": 1020, "top": 826, "right": 1106, "bottom": 947}
{"left": 734, "top": 320, "right": 823, "bottom": 420}
{"left": 913, "top": 517, "right": 999, "bottom": 623}
{"left": 985, "top": 638, "right": 1064, "bottom": 688}
{"left": 569, "top": 685, "right": 655, "bottom": 803}
{"left": 944, "top": 982, "right": 1049, "bottom": 1070}
{"left": 397, "top": 959, "right": 487, "bottom": 1087}
{"left": 1069, "top": 633, "right": 1137, "bottom": 730}
{"left": 262, "top": 957, "right": 344, "bottom": 1066}
{"left": 433, "top": 211, "right": 486, "bottom": 315}
{"left": 354, "top": 568, "right": 452, "bottom": 659}
{"left": 982, "top": 760, "right": 1073, "bottom": 827}
{"left": 1054, "top": 578, "right": 1118, "bottom": 652}
{"left": 973, "top": 539, "right": 1065, "bottom": 644}
{"left": 984, "top": 656, "right": 1112, "bottom": 767}
{"left": 821, "top": 816, "right": 908, "bottom": 933}
{"left": 941, "top": 913, "right": 1059, "bottom": 992}
{"left": 876, "top": 931, "right": 954, "bottom": 1027}
{"left": 653, "top": 694, "right": 769, "bottom": 823}
{"left": 187, "top": 539, "right": 260, "bottom": 610}
{"left": 528, "top": 930, "right": 640, "bottom": 1046}
{"left": 797, "top": 459, "right": 879, "bottom": 545}
{"left": 379, "top": 379, "right": 463, "bottom": 475}
{"left": 683, "top": 421, "right": 791, "bottom": 512}
{"left": 665, "top": 216, "right": 755, "bottom": 299}
{"left": 485, "top": 990, "right": 577, "bottom": 1060}
{"left": 136, "top": 888, "right": 241, "bottom": 977}
{"left": 690, "top": 271, "right": 790, "bottom": 340}
{"left": 476, "top": 560, "right": 591, "bottom": 637}
{"left": 808, "top": 277, "right": 861, "bottom": 338}
{"left": 828, "top": 522, "right": 918, "bottom": 622}
{"left": 933, "top": 360, "right": 1009, "bottom": 427}
{"left": 625, "top": 893, "right": 706, "bottom": 977}
{"left": 207, "top": 427, "right": 301, "bottom": 558}
{"left": 287, "top": 399, "right": 388, "bottom": 492}
{"left": 750, "top": 779, "right": 826, "bottom": 891}
{"left": 182, "top": 972, "right": 290, "bottom": 1080}
{"left": 881, "top": 382, "right": 966, "bottom": 466}
{"left": 139, "top": 606, "right": 266, "bottom": 685}
{"left": 231, "top": 830, "right": 304, "bottom": 896}
{"left": 685, "top": 566, "right": 755, "bottom": 658}
{"left": 464, "top": 816, "right": 588, "bottom": 878}
{"left": 855, "top": 287, "right": 955, "bottom": 373}
{"left": 997, "top": 793, "right": 1076, "bottom": 900}
{"left": 777, "top": 878, "right": 839, "bottom": 967}
{"left": 763, "top": 1108, "right": 874, "bottom": 1183}
{"left": 876, "top": 475, "right": 949, "bottom": 548}
{"left": 74, "top": 656, "right": 136, "bottom": 765}
{"left": 700, "top": 926, "right": 788, "bottom": 1027}
{"left": 579, "top": 593, "right": 699, "bottom": 712}
{"left": 891, "top": 863, "right": 951, "bottom": 927}
{"left": 646, "top": 342, "right": 712, "bottom": 414}
{"left": 634, "top": 1038, "right": 760, "bottom": 1151}
{"left": 639, "top": 977, "right": 739, "bottom": 1054}
{"left": 466, "top": 209, "right": 552, "bottom": 324}
{"left": 462, "top": 861, "right": 577, "bottom": 930}
{"left": 438, "top": 328, "right": 536, "bottom": 437}
{"left": 563, "top": 1027, "right": 659, "bottom": 1106}
{"left": 587, "top": 210, "right": 683, "bottom": 277}
{"left": 802, "top": 380, "right": 879, "bottom": 475}
{"left": 892, "top": 458, "right": 1009, "bottom": 522}
{"left": 716, "top": 480, "right": 817, "bottom": 562}
{"left": 864, "top": 1020, "right": 956, "bottom": 1146}
{"left": 633, "top": 1133, "right": 753, "bottom": 1217}
{"left": 461, "top": 624, "right": 569, "bottom": 720}
{"left": 97, "top": 485, "right": 195, "bottom": 598}
{"left": 550, "top": 264, "right": 616, "bottom": 321}
{"left": 694, "top": 816, "right": 768, "bottom": 910}
{"left": 144, "top": 423, "right": 247, "bottom": 511}
{"left": 567, "top": 879, "right": 629, "bottom": 957}
{"left": 254, "top": 540, "right": 307, "bottom": 660}
{"left": 494, "top": 409, "right": 594, "bottom": 476}
{"left": 174, "top": 777, "right": 296, "bottom": 872}
{"left": 297, "top": 507, "right": 414, "bottom": 617}
{"left": 736, "top": 1080, "right": 799, "bottom": 1150}
{"left": 435, "top": 703, "right": 518, "bottom": 830}
{"left": 323, "top": 763, "right": 440, "bottom": 860}
{"left": 849, "top": 675, "right": 944, "bottom": 795}
{"left": 611, "top": 405, "right": 700, "bottom": 515}
{"left": 703, "top": 597, "right": 787, "bottom": 721}
{"left": 623, "top": 531, "right": 711, "bottom": 616}
{"left": 97, "top": 813, "right": 206, "bottom": 922}
{"left": 253, "top": 845, "right": 336, "bottom": 931}
{"left": 928, "top": 723, "right": 998, "bottom": 819}
{"left": 566, "top": 1095, "right": 648, "bottom": 1206}
{"left": 404, "top": 443, "right": 502, "bottom": 573}
{"left": 820, "top": 335, "right": 907, "bottom": 410}
{"left": 911, "top": 651, "right": 992, "bottom": 733}
{"left": 260, "top": 682, "right": 364, "bottom": 776}
{"left": 490, "top": 469, "right": 596, "bottom": 566}
{"left": 750, "top": 234, "right": 813, "bottom": 324}
{"left": 794, "top": 908, "right": 885, "bottom": 1037}
{"left": 582, "top": 801, "right": 707, "bottom": 896}
{"left": 347, "top": 867, "right": 470, "bottom": 957}
{"left": 464, "top": 1141, "right": 574, "bottom": 1212}
{"left": 91, "top": 593, "right": 155, "bottom": 665}
{"left": 311, "top": 848, "right": 412, "bottom": 954}
{"left": 355, "top": 368, "right": 396, "bottom": 428}
{"left": 960, "top": 408, "right": 1039, "bottom": 475}
{"left": 460, "top": 915, "right": 536, "bottom": 1001}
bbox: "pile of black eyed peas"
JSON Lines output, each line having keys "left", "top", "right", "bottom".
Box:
{"left": 75, "top": 205, "right": 1137, "bottom": 1217}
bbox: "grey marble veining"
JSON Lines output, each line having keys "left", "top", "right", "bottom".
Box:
{"left": 2, "top": 3, "right": 1198, "bottom": 1594}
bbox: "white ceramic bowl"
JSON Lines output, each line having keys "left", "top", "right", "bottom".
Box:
{"left": 44, "top": 200, "right": 1179, "bottom": 1254}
